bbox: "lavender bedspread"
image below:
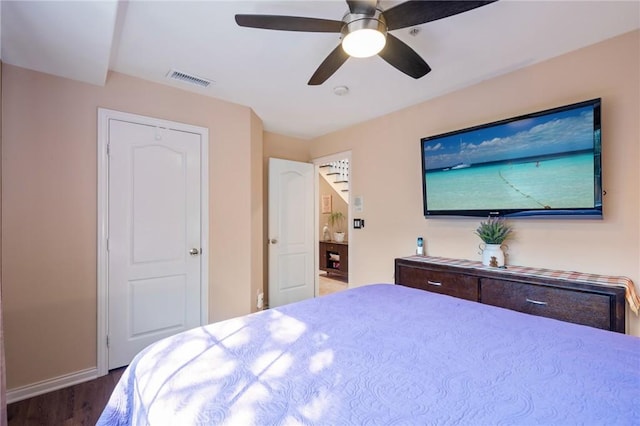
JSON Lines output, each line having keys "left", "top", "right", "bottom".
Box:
{"left": 98, "top": 284, "right": 640, "bottom": 425}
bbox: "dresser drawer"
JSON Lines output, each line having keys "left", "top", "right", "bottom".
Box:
{"left": 322, "top": 243, "right": 339, "bottom": 253}
{"left": 396, "top": 265, "right": 478, "bottom": 301}
{"left": 480, "top": 278, "right": 612, "bottom": 330}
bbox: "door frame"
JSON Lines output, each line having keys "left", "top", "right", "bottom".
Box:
{"left": 96, "top": 108, "right": 209, "bottom": 376}
{"left": 313, "top": 151, "right": 352, "bottom": 296}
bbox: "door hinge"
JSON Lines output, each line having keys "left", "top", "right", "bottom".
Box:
{"left": 106, "top": 335, "right": 110, "bottom": 348}
{"left": 106, "top": 144, "right": 110, "bottom": 155}
{"left": 106, "top": 238, "right": 110, "bottom": 251}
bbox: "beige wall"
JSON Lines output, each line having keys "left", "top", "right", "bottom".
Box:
{"left": 0, "top": 61, "right": 6, "bottom": 418}
{"left": 250, "top": 110, "right": 264, "bottom": 312}
{"left": 263, "top": 132, "right": 311, "bottom": 163}
{"left": 309, "top": 30, "right": 640, "bottom": 335}
{"left": 1, "top": 66, "right": 263, "bottom": 389}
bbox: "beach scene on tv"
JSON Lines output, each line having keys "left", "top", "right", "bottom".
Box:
{"left": 423, "top": 104, "right": 601, "bottom": 212}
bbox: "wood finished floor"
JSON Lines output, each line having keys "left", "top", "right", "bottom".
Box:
{"left": 7, "top": 367, "right": 125, "bottom": 426}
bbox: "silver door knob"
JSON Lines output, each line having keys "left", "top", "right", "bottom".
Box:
{"left": 189, "top": 248, "right": 200, "bottom": 256}
{"left": 270, "top": 239, "right": 278, "bottom": 244}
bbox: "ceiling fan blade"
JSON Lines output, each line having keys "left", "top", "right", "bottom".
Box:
{"left": 235, "top": 15, "right": 342, "bottom": 32}
{"left": 308, "top": 45, "right": 350, "bottom": 86}
{"left": 346, "top": 0, "right": 378, "bottom": 15}
{"left": 378, "top": 33, "right": 431, "bottom": 79}
{"left": 384, "top": 0, "right": 497, "bottom": 31}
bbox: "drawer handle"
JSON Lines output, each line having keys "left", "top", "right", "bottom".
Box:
{"left": 427, "top": 280, "right": 442, "bottom": 287}
{"left": 526, "top": 298, "right": 548, "bottom": 306}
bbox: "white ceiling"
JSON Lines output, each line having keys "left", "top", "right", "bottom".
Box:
{"left": 1, "top": 0, "right": 639, "bottom": 139}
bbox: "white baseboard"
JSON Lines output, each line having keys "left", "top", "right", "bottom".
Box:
{"left": 7, "top": 367, "right": 99, "bottom": 404}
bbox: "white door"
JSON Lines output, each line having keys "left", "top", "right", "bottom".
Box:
{"left": 108, "top": 119, "right": 202, "bottom": 369}
{"left": 268, "top": 158, "right": 315, "bottom": 308}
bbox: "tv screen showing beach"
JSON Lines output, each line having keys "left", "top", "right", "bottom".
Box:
{"left": 422, "top": 100, "right": 601, "bottom": 216}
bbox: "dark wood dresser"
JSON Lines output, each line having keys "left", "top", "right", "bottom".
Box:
{"left": 320, "top": 241, "right": 348, "bottom": 278}
{"left": 395, "top": 256, "right": 628, "bottom": 333}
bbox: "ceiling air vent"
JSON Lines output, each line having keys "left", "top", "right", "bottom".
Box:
{"left": 166, "top": 69, "right": 213, "bottom": 88}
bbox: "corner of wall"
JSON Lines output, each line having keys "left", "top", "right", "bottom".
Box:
{"left": 250, "top": 110, "right": 264, "bottom": 313}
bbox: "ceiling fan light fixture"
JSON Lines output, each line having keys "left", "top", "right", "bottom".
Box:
{"left": 342, "top": 28, "right": 386, "bottom": 58}
{"left": 341, "top": 12, "right": 387, "bottom": 58}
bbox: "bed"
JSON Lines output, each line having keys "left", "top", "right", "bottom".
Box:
{"left": 98, "top": 284, "right": 640, "bottom": 425}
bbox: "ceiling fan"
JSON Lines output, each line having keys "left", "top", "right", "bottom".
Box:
{"left": 235, "top": 0, "right": 497, "bottom": 86}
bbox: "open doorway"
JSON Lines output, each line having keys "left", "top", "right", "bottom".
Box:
{"left": 314, "top": 152, "right": 351, "bottom": 296}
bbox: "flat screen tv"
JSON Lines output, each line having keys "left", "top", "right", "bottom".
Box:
{"left": 421, "top": 98, "right": 602, "bottom": 218}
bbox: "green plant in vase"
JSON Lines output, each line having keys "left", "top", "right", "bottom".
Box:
{"left": 328, "top": 211, "right": 346, "bottom": 242}
{"left": 475, "top": 216, "right": 512, "bottom": 244}
{"left": 475, "top": 217, "right": 512, "bottom": 267}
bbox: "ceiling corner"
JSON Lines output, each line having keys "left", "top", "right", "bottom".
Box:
{"left": 1, "top": 0, "right": 119, "bottom": 86}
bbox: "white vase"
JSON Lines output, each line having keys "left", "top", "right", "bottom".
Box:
{"left": 322, "top": 224, "right": 330, "bottom": 241}
{"left": 333, "top": 232, "right": 345, "bottom": 243}
{"left": 481, "top": 243, "right": 504, "bottom": 267}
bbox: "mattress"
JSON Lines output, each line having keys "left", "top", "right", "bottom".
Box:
{"left": 98, "top": 284, "right": 640, "bottom": 425}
